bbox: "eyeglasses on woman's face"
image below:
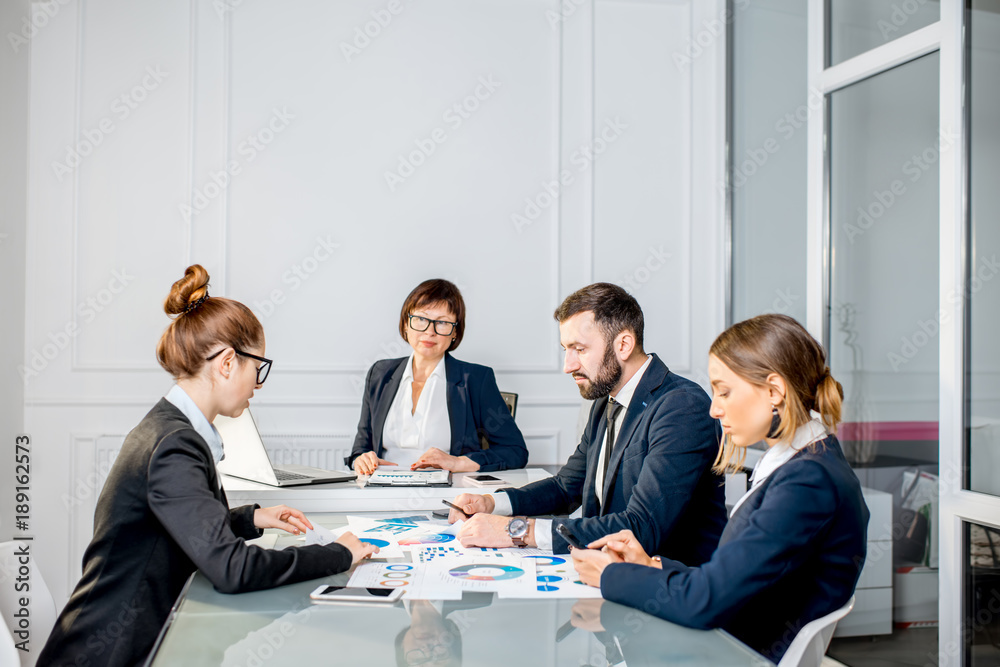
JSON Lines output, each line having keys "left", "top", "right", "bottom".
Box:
{"left": 206, "top": 347, "right": 272, "bottom": 385}
{"left": 408, "top": 314, "right": 458, "bottom": 337}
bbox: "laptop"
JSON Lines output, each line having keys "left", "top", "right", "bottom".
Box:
{"left": 214, "top": 409, "right": 357, "bottom": 487}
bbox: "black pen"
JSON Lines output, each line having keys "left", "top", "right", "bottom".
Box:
{"left": 441, "top": 499, "right": 472, "bottom": 518}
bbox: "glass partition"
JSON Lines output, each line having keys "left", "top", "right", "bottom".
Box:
{"left": 827, "top": 0, "right": 939, "bottom": 67}
{"left": 730, "top": 0, "right": 808, "bottom": 325}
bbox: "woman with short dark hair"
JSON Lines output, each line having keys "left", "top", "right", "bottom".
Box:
{"left": 348, "top": 279, "right": 528, "bottom": 475}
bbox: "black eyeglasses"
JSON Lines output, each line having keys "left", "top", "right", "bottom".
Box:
{"left": 206, "top": 347, "right": 272, "bottom": 385}
{"left": 405, "top": 643, "right": 452, "bottom": 666}
{"left": 408, "top": 314, "right": 458, "bottom": 337}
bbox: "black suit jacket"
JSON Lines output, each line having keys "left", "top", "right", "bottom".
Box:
{"left": 347, "top": 354, "right": 528, "bottom": 472}
{"left": 39, "top": 400, "right": 353, "bottom": 667}
{"left": 502, "top": 355, "right": 727, "bottom": 561}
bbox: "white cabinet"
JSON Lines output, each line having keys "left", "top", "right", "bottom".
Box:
{"left": 835, "top": 487, "right": 893, "bottom": 636}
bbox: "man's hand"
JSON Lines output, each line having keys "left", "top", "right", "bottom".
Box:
{"left": 353, "top": 451, "right": 397, "bottom": 476}
{"left": 412, "top": 447, "right": 479, "bottom": 472}
{"left": 458, "top": 513, "right": 520, "bottom": 548}
{"left": 253, "top": 505, "right": 313, "bottom": 535}
{"left": 335, "top": 531, "right": 379, "bottom": 565}
{"left": 447, "top": 493, "right": 495, "bottom": 523}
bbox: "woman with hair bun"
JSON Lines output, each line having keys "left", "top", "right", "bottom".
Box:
{"left": 40, "top": 265, "right": 377, "bottom": 667}
{"left": 571, "top": 314, "right": 869, "bottom": 663}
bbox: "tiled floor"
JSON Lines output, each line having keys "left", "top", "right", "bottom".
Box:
{"left": 827, "top": 628, "right": 938, "bottom": 667}
{"left": 827, "top": 628, "right": 1000, "bottom": 666}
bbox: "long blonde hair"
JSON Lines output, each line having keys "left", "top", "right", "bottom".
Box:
{"left": 710, "top": 314, "right": 844, "bottom": 474}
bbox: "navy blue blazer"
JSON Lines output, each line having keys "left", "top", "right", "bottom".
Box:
{"left": 502, "top": 354, "right": 727, "bottom": 561}
{"left": 600, "top": 435, "right": 869, "bottom": 663}
{"left": 347, "top": 354, "right": 528, "bottom": 472}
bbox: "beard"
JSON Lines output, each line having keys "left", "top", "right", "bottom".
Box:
{"left": 574, "top": 343, "right": 623, "bottom": 400}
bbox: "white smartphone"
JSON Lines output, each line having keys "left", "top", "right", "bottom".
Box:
{"left": 309, "top": 585, "right": 404, "bottom": 604}
{"left": 465, "top": 473, "right": 505, "bottom": 487}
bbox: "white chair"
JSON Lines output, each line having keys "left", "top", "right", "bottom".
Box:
{"left": 0, "top": 542, "right": 57, "bottom": 667}
{"left": 0, "top": 621, "right": 19, "bottom": 667}
{"left": 777, "top": 595, "right": 856, "bottom": 667}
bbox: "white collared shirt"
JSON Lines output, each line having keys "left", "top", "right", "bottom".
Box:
{"left": 594, "top": 354, "right": 653, "bottom": 505}
{"left": 493, "top": 354, "right": 653, "bottom": 551}
{"left": 381, "top": 354, "right": 451, "bottom": 469}
{"left": 729, "top": 416, "right": 829, "bottom": 517}
{"left": 165, "top": 384, "right": 225, "bottom": 464}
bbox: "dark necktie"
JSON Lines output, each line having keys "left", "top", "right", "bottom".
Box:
{"left": 602, "top": 397, "right": 624, "bottom": 493}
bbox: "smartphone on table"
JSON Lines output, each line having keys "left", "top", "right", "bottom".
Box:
{"left": 309, "top": 585, "right": 404, "bottom": 604}
{"left": 465, "top": 473, "right": 504, "bottom": 487}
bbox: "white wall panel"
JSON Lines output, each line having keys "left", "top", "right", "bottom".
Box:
{"left": 23, "top": 0, "right": 726, "bottom": 603}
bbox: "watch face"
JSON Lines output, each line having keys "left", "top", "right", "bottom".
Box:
{"left": 508, "top": 518, "right": 528, "bottom": 539}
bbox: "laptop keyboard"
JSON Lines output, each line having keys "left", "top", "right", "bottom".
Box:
{"left": 274, "top": 469, "right": 311, "bottom": 481}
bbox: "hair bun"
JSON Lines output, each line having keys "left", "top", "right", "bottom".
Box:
{"left": 164, "top": 265, "right": 210, "bottom": 316}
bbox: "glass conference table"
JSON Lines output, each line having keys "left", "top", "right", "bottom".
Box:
{"left": 148, "top": 514, "right": 774, "bottom": 667}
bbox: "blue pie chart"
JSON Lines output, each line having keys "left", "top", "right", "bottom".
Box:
{"left": 361, "top": 538, "right": 390, "bottom": 548}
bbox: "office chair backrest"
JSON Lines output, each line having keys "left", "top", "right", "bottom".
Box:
{"left": 777, "top": 595, "right": 855, "bottom": 667}
{"left": 0, "top": 542, "right": 57, "bottom": 667}
{"left": 500, "top": 392, "right": 518, "bottom": 419}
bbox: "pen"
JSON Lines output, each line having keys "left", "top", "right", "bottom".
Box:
{"left": 441, "top": 499, "right": 472, "bottom": 518}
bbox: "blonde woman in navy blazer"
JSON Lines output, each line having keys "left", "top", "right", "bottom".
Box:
{"left": 347, "top": 279, "right": 527, "bottom": 475}
{"left": 572, "top": 314, "right": 869, "bottom": 663}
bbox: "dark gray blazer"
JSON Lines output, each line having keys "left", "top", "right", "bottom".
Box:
{"left": 39, "top": 400, "right": 353, "bottom": 667}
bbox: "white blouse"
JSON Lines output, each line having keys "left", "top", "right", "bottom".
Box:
{"left": 381, "top": 354, "right": 451, "bottom": 469}
{"left": 729, "top": 417, "right": 829, "bottom": 517}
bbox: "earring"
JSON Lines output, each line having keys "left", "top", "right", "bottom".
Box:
{"left": 766, "top": 405, "right": 781, "bottom": 439}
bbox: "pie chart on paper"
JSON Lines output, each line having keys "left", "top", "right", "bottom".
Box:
{"left": 360, "top": 538, "right": 390, "bottom": 548}
{"left": 398, "top": 533, "right": 456, "bottom": 546}
{"left": 448, "top": 564, "right": 525, "bottom": 581}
